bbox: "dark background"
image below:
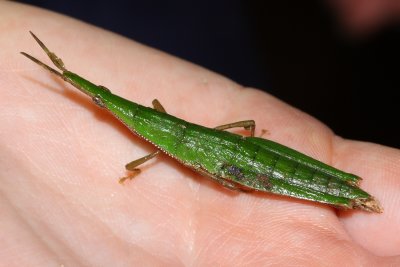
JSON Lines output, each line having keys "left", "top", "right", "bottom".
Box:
{"left": 18, "top": 1, "right": 400, "bottom": 148}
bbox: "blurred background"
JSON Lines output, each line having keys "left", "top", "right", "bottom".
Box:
{"left": 18, "top": 0, "right": 400, "bottom": 148}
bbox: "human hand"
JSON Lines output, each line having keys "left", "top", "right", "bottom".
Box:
{"left": 1, "top": 2, "right": 399, "bottom": 266}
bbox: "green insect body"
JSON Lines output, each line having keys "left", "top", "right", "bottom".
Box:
{"left": 21, "top": 32, "right": 382, "bottom": 213}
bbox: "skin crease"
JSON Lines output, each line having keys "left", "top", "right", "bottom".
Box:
{"left": 1, "top": 2, "right": 399, "bottom": 266}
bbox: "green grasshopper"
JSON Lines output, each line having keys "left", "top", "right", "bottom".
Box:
{"left": 21, "top": 32, "right": 382, "bottom": 213}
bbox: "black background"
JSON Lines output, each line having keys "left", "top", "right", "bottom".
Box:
{"left": 18, "top": 1, "right": 400, "bottom": 148}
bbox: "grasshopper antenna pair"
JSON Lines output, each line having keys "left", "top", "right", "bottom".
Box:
{"left": 21, "top": 31, "right": 67, "bottom": 80}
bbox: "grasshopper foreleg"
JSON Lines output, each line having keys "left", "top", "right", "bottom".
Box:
{"left": 120, "top": 99, "right": 167, "bottom": 183}
{"left": 119, "top": 150, "right": 161, "bottom": 183}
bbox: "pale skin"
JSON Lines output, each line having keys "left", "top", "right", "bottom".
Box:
{"left": 1, "top": 2, "right": 399, "bottom": 266}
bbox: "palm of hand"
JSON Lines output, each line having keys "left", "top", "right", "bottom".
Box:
{"left": 1, "top": 2, "right": 399, "bottom": 266}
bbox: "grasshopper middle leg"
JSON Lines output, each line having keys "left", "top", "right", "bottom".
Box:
{"left": 214, "top": 120, "right": 256, "bottom": 137}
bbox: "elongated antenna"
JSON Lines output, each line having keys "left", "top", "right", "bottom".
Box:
{"left": 20, "top": 31, "right": 68, "bottom": 79}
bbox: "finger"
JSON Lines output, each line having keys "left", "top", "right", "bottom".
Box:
{"left": 336, "top": 139, "right": 400, "bottom": 256}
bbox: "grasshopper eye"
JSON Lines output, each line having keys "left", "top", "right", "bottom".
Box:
{"left": 92, "top": 95, "right": 106, "bottom": 108}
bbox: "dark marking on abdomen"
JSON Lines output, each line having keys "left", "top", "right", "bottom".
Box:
{"left": 222, "top": 163, "right": 245, "bottom": 181}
